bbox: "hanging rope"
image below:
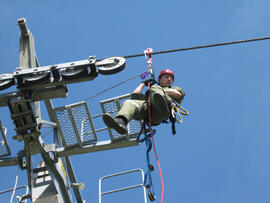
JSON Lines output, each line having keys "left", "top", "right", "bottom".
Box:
{"left": 147, "top": 83, "right": 165, "bottom": 203}
{"left": 144, "top": 48, "right": 165, "bottom": 203}
{"left": 122, "top": 36, "right": 270, "bottom": 59}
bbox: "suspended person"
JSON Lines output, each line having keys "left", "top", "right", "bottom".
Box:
{"left": 102, "top": 69, "right": 185, "bottom": 135}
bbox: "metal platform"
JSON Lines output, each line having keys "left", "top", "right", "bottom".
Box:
{"left": 54, "top": 101, "right": 97, "bottom": 148}
{"left": 53, "top": 94, "right": 142, "bottom": 156}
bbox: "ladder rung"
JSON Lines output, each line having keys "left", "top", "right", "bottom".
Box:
{"left": 101, "top": 184, "right": 144, "bottom": 196}
{"left": 33, "top": 166, "right": 47, "bottom": 173}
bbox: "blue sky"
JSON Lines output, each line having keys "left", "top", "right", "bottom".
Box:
{"left": 0, "top": 1, "right": 270, "bottom": 202}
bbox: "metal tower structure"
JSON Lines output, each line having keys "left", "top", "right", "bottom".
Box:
{"left": 0, "top": 18, "right": 144, "bottom": 203}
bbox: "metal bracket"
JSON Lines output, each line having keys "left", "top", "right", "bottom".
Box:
{"left": 0, "top": 120, "right": 11, "bottom": 157}
{"left": 18, "top": 150, "right": 27, "bottom": 169}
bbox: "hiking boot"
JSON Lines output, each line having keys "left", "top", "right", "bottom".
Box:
{"left": 102, "top": 114, "right": 127, "bottom": 135}
{"left": 151, "top": 92, "right": 169, "bottom": 118}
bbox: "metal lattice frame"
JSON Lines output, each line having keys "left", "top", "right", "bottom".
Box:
{"left": 54, "top": 101, "right": 97, "bottom": 148}
{"left": 100, "top": 93, "right": 143, "bottom": 142}
{"left": 0, "top": 121, "right": 11, "bottom": 157}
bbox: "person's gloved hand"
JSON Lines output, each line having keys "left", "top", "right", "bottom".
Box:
{"left": 142, "top": 78, "right": 157, "bottom": 86}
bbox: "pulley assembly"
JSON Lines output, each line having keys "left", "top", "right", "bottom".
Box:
{"left": 0, "top": 56, "right": 126, "bottom": 91}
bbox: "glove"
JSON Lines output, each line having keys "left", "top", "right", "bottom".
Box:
{"left": 142, "top": 78, "right": 157, "bottom": 86}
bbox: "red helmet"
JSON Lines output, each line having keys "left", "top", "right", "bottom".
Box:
{"left": 158, "top": 69, "right": 174, "bottom": 80}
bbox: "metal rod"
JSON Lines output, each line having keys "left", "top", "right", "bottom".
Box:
{"left": 100, "top": 168, "right": 143, "bottom": 180}
{"left": 17, "top": 18, "right": 29, "bottom": 36}
{"left": 101, "top": 184, "right": 144, "bottom": 196}
{"left": 0, "top": 157, "right": 19, "bottom": 167}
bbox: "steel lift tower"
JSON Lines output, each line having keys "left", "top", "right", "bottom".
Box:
{"left": 0, "top": 18, "right": 147, "bottom": 202}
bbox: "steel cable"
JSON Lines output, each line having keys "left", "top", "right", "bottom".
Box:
{"left": 84, "top": 73, "right": 142, "bottom": 101}
{"left": 86, "top": 36, "right": 270, "bottom": 101}
{"left": 122, "top": 36, "right": 270, "bottom": 58}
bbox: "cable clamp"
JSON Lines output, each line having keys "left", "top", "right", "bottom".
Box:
{"left": 144, "top": 48, "right": 153, "bottom": 62}
{"left": 144, "top": 48, "right": 153, "bottom": 65}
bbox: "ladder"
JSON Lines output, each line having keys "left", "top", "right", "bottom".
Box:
{"left": 99, "top": 168, "right": 147, "bottom": 203}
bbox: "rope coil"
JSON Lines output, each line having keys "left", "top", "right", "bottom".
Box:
{"left": 171, "top": 105, "right": 189, "bottom": 124}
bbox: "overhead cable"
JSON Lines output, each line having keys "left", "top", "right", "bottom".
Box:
{"left": 86, "top": 36, "right": 270, "bottom": 101}
{"left": 122, "top": 36, "right": 270, "bottom": 59}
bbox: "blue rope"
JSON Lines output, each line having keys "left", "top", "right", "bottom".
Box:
{"left": 137, "top": 123, "right": 157, "bottom": 201}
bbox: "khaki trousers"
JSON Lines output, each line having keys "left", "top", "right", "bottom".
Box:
{"left": 117, "top": 85, "right": 170, "bottom": 125}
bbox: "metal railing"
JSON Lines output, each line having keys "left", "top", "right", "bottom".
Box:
{"left": 99, "top": 168, "right": 147, "bottom": 203}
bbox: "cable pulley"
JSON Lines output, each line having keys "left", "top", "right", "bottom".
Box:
{"left": 0, "top": 56, "right": 126, "bottom": 91}
{"left": 97, "top": 57, "right": 126, "bottom": 75}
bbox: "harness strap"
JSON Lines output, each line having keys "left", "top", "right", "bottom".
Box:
{"left": 169, "top": 116, "right": 176, "bottom": 135}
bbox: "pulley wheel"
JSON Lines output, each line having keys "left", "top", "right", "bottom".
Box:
{"left": 97, "top": 57, "right": 126, "bottom": 75}
{"left": 60, "top": 66, "right": 89, "bottom": 80}
{"left": 23, "top": 72, "right": 51, "bottom": 85}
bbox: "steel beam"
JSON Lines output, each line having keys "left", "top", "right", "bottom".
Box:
{"left": 0, "top": 86, "right": 68, "bottom": 107}
{"left": 0, "top": 157, "right": 19, "bottom": 167}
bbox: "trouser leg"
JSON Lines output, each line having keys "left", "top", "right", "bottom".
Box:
{"left": 117, "top": 99, "right": 147, "bottom": 123}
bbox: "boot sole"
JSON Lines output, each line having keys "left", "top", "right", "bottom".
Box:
{"left": 103, "top": 114, "right": 127, "bottom": 135}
